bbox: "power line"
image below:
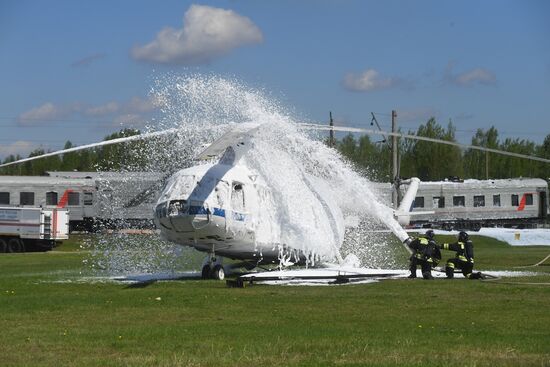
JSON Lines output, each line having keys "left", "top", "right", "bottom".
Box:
{"left": 303, "top": 124, "right": 550, "bottom": 164}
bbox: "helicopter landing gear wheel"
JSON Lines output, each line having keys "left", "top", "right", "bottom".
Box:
{"left": 201, "top": 249, "right": 226, "bottom": 280}
{"left": 211, "top": 264, "right": 225, "bottom": 280}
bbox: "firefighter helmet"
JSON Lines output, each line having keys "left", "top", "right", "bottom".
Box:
{"left": 425, "top": 229, "right": 434, "bottom": 240}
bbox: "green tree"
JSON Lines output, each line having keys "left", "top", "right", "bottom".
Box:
{"left": 498, "top": 138, "right": 537, "bottom": 178}
{"left": 60, "top": 141, "right": 79, "bottom": 171}
{"left": 463, "top": 126, "right": 499, "bottom": 179}
{"left": 96, "top": 128, "right": 145, "bottom": 171}
{"left": 536, "top": 134, "right": 550, "bottom": 179}
{"left": 338, "top": 134, "right": 358, "bottom": 162}
{"left": 401, "top": 118, "right": 463, "bottom": 180}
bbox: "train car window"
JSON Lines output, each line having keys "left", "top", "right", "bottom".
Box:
{"left": 493, "top": 194, "right": 501, "bottom": 207}
{"left": 46, "top": 191, "right": 58, "bottom": 206}
{"left": 473, "top": 195, "right": 485, "bottom": 207}
{"left": 20, "top": 192, "right": 34, "bottom": 206}
{"left": 433, "top": 196, "right": 445, "bottom": 208}
{"left": 0, "top": 192, "right": 9, "bottom": 205}
{"left": 413, "top": 197, "right": 424, "bottom": 208}
{"left": 453, "top": 196, "right": 465, "bottom": 207}
{"left": 511, "top": 194, "right": 519, "bottom": 207}
{"left": 83, "top": 192, "right": 93, "bottom": 206}
{"left": 525, "top": 194, "right": 533, "bottom": 206}
{"left": 68, "top": 192, "right": 80, "bottom": 206}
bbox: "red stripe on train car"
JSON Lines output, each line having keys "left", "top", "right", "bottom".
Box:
{"left": 517, "top": 194, "right": 526, "bottom": 211}
{"left": 52, "top": 208, "right": 57, "bottom": 238}
{"left": 57, "top": 189, "right": 73, "bottom": 208}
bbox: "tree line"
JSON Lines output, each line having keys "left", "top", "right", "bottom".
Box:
{"left": 335, "top": 118, "right": 550, "bottom": 182}
{"left": 2, "top": 119, "right": 550, "bottom": 181}
{"left": 0, "top": 129, "right": 148, "bottom": 176}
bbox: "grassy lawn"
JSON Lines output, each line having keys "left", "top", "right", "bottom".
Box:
{"left": 0, "top": 235, "right": 549, "bottom": 366}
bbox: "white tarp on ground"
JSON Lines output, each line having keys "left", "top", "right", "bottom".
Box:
{"left": 237, "top": 268, "right": 538, "bottom": 286}
{"left": 431, "top": 228, "right": 550, "bottom": 246}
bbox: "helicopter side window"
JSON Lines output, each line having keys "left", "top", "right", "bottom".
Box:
{"left": 231, "top": 183, "right": 245, "bottom": 212}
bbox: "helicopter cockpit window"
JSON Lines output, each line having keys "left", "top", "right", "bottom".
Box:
{"left": 231, "top": 183, "right": 245, "bottom": 212}
{"left": 168, "top": 200, "right": 187, "bottom": 216}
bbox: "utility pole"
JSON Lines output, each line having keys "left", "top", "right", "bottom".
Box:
{"left": 329, "top": 111, "right": 334, "bottom": 148}
{"left": 485, "top": 150, "right": 489, "bottom": 179}
{"left": 391, "top": 110, "right": 399, "bottom": 209}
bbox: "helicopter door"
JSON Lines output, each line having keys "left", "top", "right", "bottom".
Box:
{"left": 231, "top": 183, "right": 244, "bottom": 209}
{"left": 231, "top": 182, "right": 246, "bottom": 223}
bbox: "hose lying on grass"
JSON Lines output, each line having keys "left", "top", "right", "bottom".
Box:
{"left": 513, "top": 253, "right": 550, "bottom": 268}
{"left": 431, "top": 267, "right": 550, "bottom": 286}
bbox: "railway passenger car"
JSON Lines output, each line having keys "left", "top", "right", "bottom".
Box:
{"left": 409, "top": 178, "right": 549, "bottom": 229}
{"left": 0, "top": 171, "right": 163, "bottom": 231}
{"left": 0, "top": 172, "right": 547, "bottom": 232}
{"left": 0, "top": 175, "right": 96, "bottom": 229}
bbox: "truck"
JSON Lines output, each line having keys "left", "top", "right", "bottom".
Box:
{"left": 0, "top": 207, "right": 69, "bottom": 252}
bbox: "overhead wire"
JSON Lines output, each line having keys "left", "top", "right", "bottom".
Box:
{"left": 302, "top": 124, "right": 550, "bottom": 164}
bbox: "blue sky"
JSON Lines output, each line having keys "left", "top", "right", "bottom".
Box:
{"left": 1, "top": 0, "right": 549, "bottom": 158}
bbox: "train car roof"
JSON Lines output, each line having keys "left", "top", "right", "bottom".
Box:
{"left": 419, "top": 178, "right": 548, "bottom": 189}
{"left": 0, "top": 171, "right": 163, "bottom": 185}
{"left": 0, "top": 175, "right": 95, "bottom": 185}
{"left": 45, "top": 171, "right": 163, "bottom": 180}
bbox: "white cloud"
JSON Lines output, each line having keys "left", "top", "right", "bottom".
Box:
{"left": 84, "top": 97, "right": 158, "bottom": 117}
{"left": 455, "top": 68, "right": 496, "bottom": 86}
{"left": 131, "top": 4, "right": 263, "bottom": 65}
{"left": 85, "top": 101, "right": 120, "bottom": 116}
{"left": 112, "top": 114, "right": 144, "bottom": 126}
{"left": 444, "top": 63, "right": 497, "bottom": 87}
{"left": 18, "top": 96, "right": 160, "bottom": 126}
{"left": 125, "top": 96, "right": 158, "bottom": 114}
{"left": 342, "top": 69, "right": 404, "bottom": 92}
{"left": 17, "top": 102, "right": 69, "bottom": 126}
{"left": 0, "top": 141, "right": 41, "bottom": 159}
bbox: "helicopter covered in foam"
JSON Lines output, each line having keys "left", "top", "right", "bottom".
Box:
{"left": 0, "top": 122, "right": 421, "bottom": 280}
{"left": 150, "top": 123, "right": 420, "bottom": 279}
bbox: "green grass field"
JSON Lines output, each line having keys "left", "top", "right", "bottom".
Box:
{"left": 1, "top": 234, "right": 549, "bottom": 366}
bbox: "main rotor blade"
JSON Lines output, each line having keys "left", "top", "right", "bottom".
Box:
{"left": 3, "top": 123, "right": 549, "bottom": 168}
{"left": 301, "top": 124, "right": 550, "bottom": 164}
{"left": 0, "top": 128, "right": 180, "bottom": 169}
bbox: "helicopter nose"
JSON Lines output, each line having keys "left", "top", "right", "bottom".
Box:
{"left": 154, "top": 200, "right": 213, "bottom": 232}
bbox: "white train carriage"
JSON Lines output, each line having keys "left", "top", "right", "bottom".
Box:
{"left": 409, "top": 178, "right": 548, "bottom": 229}
{"left": 0, "top": 175, "right": 96, "bottom": 225}
{"left": 0, "top": 171, "right": 163, "bottom": 230}
{"left": 1, "top": 172, "right": 547, "bottom": 232}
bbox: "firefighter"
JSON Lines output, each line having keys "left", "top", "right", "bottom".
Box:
{"left": 440, "top": 231, "right": 483, "bottom": 279}
{"left": 407, "top": 229, "right": 441, "bottom": 280}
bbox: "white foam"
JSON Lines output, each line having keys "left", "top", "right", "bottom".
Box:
{"left": 85, "top": 74, "right": 410, "bottom": 273}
